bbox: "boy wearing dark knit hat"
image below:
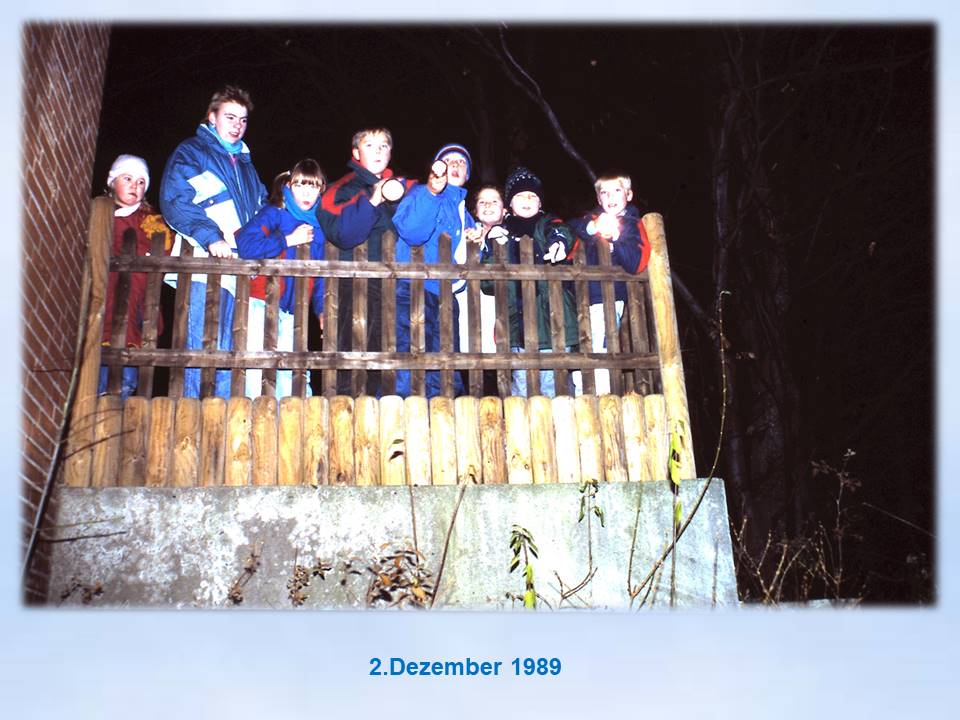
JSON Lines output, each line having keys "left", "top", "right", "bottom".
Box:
{"left": 481, "top": 166, "right": 580, "bottom": 398}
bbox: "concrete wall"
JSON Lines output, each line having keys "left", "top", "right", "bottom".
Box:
{"left": 47, "top": 479, "right": 737, "bottom": 609}
{"left": 20, "top": 23, "right": 111, "bottom": 602}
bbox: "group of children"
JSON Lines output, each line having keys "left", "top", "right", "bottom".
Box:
{"left": 100, "top": 85, "right": 650, "bottom": 402}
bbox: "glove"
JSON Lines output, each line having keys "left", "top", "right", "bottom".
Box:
{"left": 543, "top": 240, "right": 566, "bottom": 264}
{"left": 595, "top": 212, "right": 621, "bottom": 240}
{"left": 487, "top": 224, "right": 511, "bottom": 245}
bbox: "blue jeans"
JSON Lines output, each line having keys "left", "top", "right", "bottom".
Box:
{"left": 98, "top": 365, "right": 139, "bottom": 400}
{"left": 395, "top": 283, "right": 464, "bottom": 398}
{"left": 511, "top": 346, "right": 576, "bottom": 398}
{"left": 183, "top": 281, "right": 234, "bottom": 398}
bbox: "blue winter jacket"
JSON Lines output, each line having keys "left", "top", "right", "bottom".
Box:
{"left": 235, "top": 204, "right": 327, "bottom": 317}
{"left": 568, "top": 204, "right": 650, "bottom": 305}
{"left": 159, "top": 124, "right": 267, "bottom": 250}
{"left": 392, "top": 183, "right": 475, "bottom": 296}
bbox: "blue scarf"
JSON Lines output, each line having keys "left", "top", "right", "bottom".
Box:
{"left": 283, "top": 186, "right": 322, "bottom": 228}
{"left": 202, "top": 123, "right": 244, "bottom": 155}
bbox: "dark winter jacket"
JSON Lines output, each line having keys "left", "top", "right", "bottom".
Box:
{"left": 480, "top": 211, "right": 580, "bottom": 350}
{"left": 567, "top": 204, "right": 650, "bottom": 305}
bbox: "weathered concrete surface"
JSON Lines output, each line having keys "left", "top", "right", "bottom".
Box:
{"left": 47, "top": 480, "right": 737, "bottom": 609}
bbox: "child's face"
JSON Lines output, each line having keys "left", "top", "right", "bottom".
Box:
{"left": 289, "top": 178, "right": 322, "bottom": 211}
{"left": 597, "top": 180, "right": 633, "bottom": 215}
{"left": 352, "top": 132, "right": 392, "bottom": 176}
{"left": 510, "top": 191, "right": 541, "bottom": 219}
{"left": 441, "top": 152, "right": 469, "bottom": 187}
{"left": 208, "top": 101, "right": 249, "bottom": 145}
{"left": 475, "top": 188, "right": 505, "bottom": 226}
{"left": 112, "top": 173, "right": 146, "bottom": 208}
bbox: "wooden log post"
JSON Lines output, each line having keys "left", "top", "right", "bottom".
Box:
{"left": 303, "top": 396, "right": 329, "bottom": 486}
{"left": 479, "top": 396, "right": 507, "bottom": 485}
{"left": 643, "top": 213, "right": 696, "bottom": 477}
{"left": 574, "top": 395, "right": 603, "bottom": 484}
{"left": 354, "top": 395, "right": 380, "bottom": 486}
{"left": 643, "top": 393, "right": 668, "bottom": 482}
{"left": 252, "top": 396, "right": 278, "bottom": 485}
{"left": 91, "top": 396, "right": 122, "bottom": 488}
{"left": 430, "top": 397, "right": 457, "bottom": 486}
{"left": 455, "top": 396, "right": 482, "bottom": 485}
{"left": 200, "top": 397, "right": 226, "bottom": 487}
{"left": 504, "top": 396, "right": 533, "bottom": 484}
{"left": 145, "top": 397, "right": 175, "bottom": 487}
{"left": 404, "top": 396, "right": 430, "bottom": 485}
{"left": 64, "top": 195, "right": 113, "bottom": 487}
{"left": 118, "top": 396, "right": 150, "bottom": 487}
{"left": 278, "top": 397, "right": 303, "bottom": 486}
{"left": 225, "top": 397, "right": 253, "bottom": 486}
{"left": 528, "top": 396, "right": 558, "bottom": 484}
{"left": 551, "top": 396, "right": 581, "bottom": 484}
{"left": 599, "top": 394, "right": 627, "bottom": 483}
{"left": 172, "top": 397, "right": 201, "bottom": 488}
{"left": 379, "top": 395, "right": 406, "bottom": 487}
{"left": 329, "top": 396, "right": 355, "bottom": 485}
{"left": 621, "top": 392, "right": 651, "bottom": 483}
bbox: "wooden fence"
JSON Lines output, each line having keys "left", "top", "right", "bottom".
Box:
{"left": 61, "top": 196, "right": 695, "bottom": 487}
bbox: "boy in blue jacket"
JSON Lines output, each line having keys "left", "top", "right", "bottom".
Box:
{"left": 159, "top": 85, "right": 267, "bottom": 398}
{"left": 568, "top": 172, "right": 650, "bottom": 395}
{"left": 392, "top": 143, "right": 474, "bottom": 397}
{"left": 235, "top": 159, "right": 328, "bottom": 398}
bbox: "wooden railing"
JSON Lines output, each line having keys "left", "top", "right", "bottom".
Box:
{"left": 62, "top": 196, "right": 696, "bottom": 487}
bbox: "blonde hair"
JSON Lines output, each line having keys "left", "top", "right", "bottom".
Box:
{"left": 594, "top": 173, "right": 632, "bottom": 198}
{"left": 351, "top": 127, "right": 393, "bottom": 149}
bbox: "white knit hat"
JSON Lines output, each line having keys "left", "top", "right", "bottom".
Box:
{"left": 107, "top": 154, "right": 150, "bottom": 191}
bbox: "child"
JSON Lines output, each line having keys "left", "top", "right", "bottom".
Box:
{"left": 464, "top": 184, "right": 507, "bottom": 354}
{"left": 99, "top": 154, "right": 172, "bottom": 399}
{"left": 568, "top": 172, "right": 650, "bottom": 395}
{"left": 392, "top": 143, "right": 476, "bottom": 397}
{"left": 236, "top": 159, "right": 328, "bottom": 397}
{"left": 317, "top": 127, "right": 415, "bottom": 397}
{"left": 481, "top": 166, "right": 579, "bottom": 398}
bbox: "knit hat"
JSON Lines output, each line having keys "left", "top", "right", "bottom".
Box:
{"left": 107, "top": 154, "right": 150, "bottom": 191}
{"left": 504, "top": 166, "right": 543, "bottom": 205}
{"left": 434, "top": 143, "right": 472, "bottom": 181}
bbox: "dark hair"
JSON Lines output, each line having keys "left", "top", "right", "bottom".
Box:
{"left": 204, "top": 85, "right": 254, "bottom": 121}
{"left": 351, "top": 127, "right": 393, "bottom": 149}
{"left": 269, "top": 171, "right": 291, "bottom": 207}
{"left": 471, "top": 183, "right": 504, "bottom": 212}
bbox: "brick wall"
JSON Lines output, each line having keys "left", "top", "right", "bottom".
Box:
{"left": 20, "top": 23, "right": 110, "bottom": 603}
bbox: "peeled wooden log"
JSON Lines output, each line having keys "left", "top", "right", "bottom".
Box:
{"left": 200, "top": 398, "right": 226, "bottom": 487}
{"left": 504, "top": 396, "right": 533, "bottom": 485}
{"left": 528, "top": 396, "right": 558, "bottom": 484}
{"left": 172, "top": 398, "right": 200, "bottom": 488}
{"left": 430, "top": 397, "right": 457, "bottom": 486}
{"left": 225, "top": 397, "right": 253, "bottom": 487}
{"left": 379, "top": 395, "right": 406, "bottom": 487}
{"left": 455, "top": 396, "right": 482, "bottom": 485}
{"left": 479, "top": 396, "right": 507, "bottom": 485}
{"left": 329, "top": 396, "right": 355, "bottom": 485}
{"left": 91, "top": 395, "right": 122, "bottom": 488}
{"left": 574, "top": 395, "right": 603, "bottom": 484}
{"left": 551, "top": 396, "right": 581, "bottom": 484}
{"left": 145, "top": 397, "right": 175, "bottom": 487}
{"left": 599, "top": 395, "right": 627, "bottom": 483}
{"left": 252, "top": 396, "right": 278, "bottom": 486}
{"left": 644, "top": 393, "right": 668, "bottom": 482}
{"left": 621, "top": 392, "right": 651, "bottom": 483}
{"left": 303, "top": 396, "right": 329, "bottom": 486}
{"left": 354, "top": 395, "right": 380, "bottom": 486}
{"left": 278, "top": 397, "right": 303, "bottom": 486}
{"left": 404, "top": 396, "right": 430, "bottom": 486}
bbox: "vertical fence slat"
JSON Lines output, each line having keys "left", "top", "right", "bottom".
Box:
{"left": 479, "top": 396, "right": 507, "bottom": 485}
{"left": 430, "top": 397, "right": 457, "bottom": 486}
{"left": 107, "top": 228, "right": 137, "bottom": 394}
{"left": 379, "top": 395, "right": 406, "bottom": 486}
{"left": 354, "top": 395, "right": 380, "bottom": 486}
{"left": 278, "top": 397, "right": 303, "bottom": 486}
{"left": 528, "top": 396, "right": 558, "bottom": 484}
{"left": 643, "top": 393, "right": 668, "bottom": 482}
{"left": 381, "top": 231, "right": 397, "bottom": 396}
{"left": 643, "top": 213, "right": 695, "bottom": 476}
{"left": 410, "top": 245, "right": 426, "bottom": 396}
{"left": 438, "top": 232, "right": 454, "bottom": 397}
{"left": 200, "top": 397, "right": 226, "bottom": 486}
{"left": 455, "top": 396, "right": 482, "bottom": 484}
{"left": 145, "top": 397, "right": 174, "bottom": 487}
{"left": 546, "top": 273, "right": 569, "bottom": 395}
{"left": 137, "top": 231, "right": 167, "bottom": 397}
{"left": 551, "top": 396, "right": 581, "bottom": 484}
{"left": 404, "top": 396, "right": 430, "bottom": 486}
{"left": 322, "top": 240, "right": 339, "bottom": 396}
{"left": 621, "top": 392, "right": 650, "bottom": 483}
{"left": 91, "top": 396, "right": 121, "bottom": 488}
{"left": 466, "top": 241, "right": 483, "bottom": 396}
{"left": 599, "top": 394, "right": 627, "bottom": 483}
{"left": 504, "top": 396, "right": 533, "bottom": 484}
{"left": 168, "top": 243, "right": 193, "bottom": 399}
{"left": 518, "top": 236, "right": 540, "bottom": 396}
{"left": 252, "top": 396, "right": 278, "bottom": 485}
{"left": 624, "top": 279, "right": 647, "bottom": 394}
{"left": 329, "top": 396, "right": 355, "bottom": 485}
{"left": 303, "top": 396, "right": 329, "bottom": 486}
{"left": 574, "top": 395, "right": 603, "bottom": 484}
{"left": 231, "top": 275, "right": 250, "bottom": 398}
{"left": 262, "top": 276, "right": 280, "bottom": 397}
{"left": 118, "top": 396, "right": 150, "bottom": 487}
{"left": 351, "top": 244, "right": 368, "bottom": 397}
{"left": 597, "top": 240, "right": 623, "bottom": 396}
{"left": 492, "top": 242, "right": 511, "bottom": 397}
{"left": 572, "top": 241, "right": 595, "bottom": 396}
{"left": 292, "top": 245, "right": 310, "bottom": 398}
{"left": 173, "top": 397, "right": 200, "bottom": 487}
{"left": 226, "top": 396, "right": 252, "bottom": 486}
{"left": 200, "top": 272, "right": 222, "bottom": 399}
